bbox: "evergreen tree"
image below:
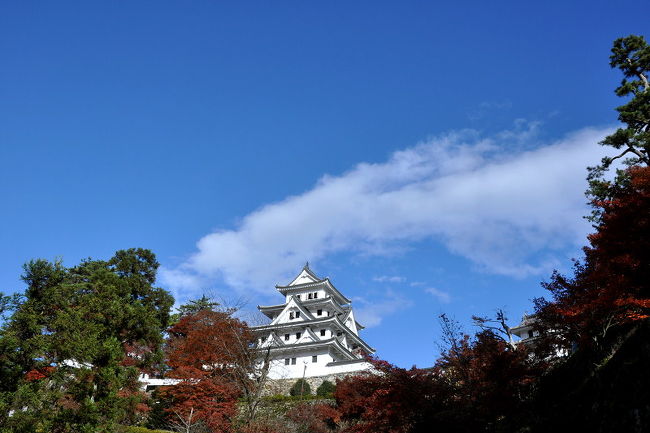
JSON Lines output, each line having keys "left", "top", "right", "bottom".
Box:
{"left": 290, "top": 379, "right": 311, "bottom": 397}
{"left": 0, "top": 248, "right": 174, "bottom": 432}
{"left": 588, "top": 34, "right": 649, "bottom": 221}
{"left": 316, "top": 380, "right": 336, "bottom": 397}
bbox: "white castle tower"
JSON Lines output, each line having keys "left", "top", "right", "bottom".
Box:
{"left": 252, "top": 264, "right": 375, "bottom": 380}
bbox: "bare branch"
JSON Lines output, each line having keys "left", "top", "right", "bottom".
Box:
{"left": 472, "top": 309, "right": 517, "bottom": 350}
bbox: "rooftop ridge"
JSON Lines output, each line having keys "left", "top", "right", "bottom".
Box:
{"left": 276, "top": 278, "right": 351, "bottom": 304}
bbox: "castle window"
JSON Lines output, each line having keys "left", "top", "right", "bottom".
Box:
{"left": 320, "top": 329, "right": 326, "bottom": 336}
{"left": 285, "top": 358, "right": 290, "bottom": 365}
{"left": 313, "top": 292, "right": 318, "bottom": 299}
{"left": 337, "top": 331, "right": 342, "bottom": 337}
{"left": 317, "top": 309, "right": 322, "bottom": 316}
{"left": 284, "top": 334, "right": 289, "bottom": 341}
{"left": 296, "top": 294, "right": 300, "bottom": 300}
{"left": 291, "top": 358, "right": 296, "bottom": 365}
{"left": 295, "top": 311, "right": 301, "bottom": 318}
{"left": 289, "top": 312, "right": 294, "bottom": 320}
{"left": 308, "top": 293, "right": 313, "bottom": 299}
{"left": 296, "top": 332, "right": 301, "bottom": 339}
{"left": 312, "top": 355, "right": 317, "bottom": 363}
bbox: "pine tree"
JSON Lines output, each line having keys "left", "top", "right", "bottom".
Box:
{"left": 0, "top": 249, "right": 174, "bottom": 432}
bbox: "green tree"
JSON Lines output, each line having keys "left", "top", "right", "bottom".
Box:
{"left": 588, "top": 34, "right": 650, "bottom": 220}
{"left": 316, "top": 380, "right": 335, "bottom": 397}
{"left": 290, "top": 379, "right": 311, "bottom": 397}
{"left": 174, "top": 295, "right": 222, "bottom": 321}
{"left": 0, "top": 248, "right": 174, "bottom": 432}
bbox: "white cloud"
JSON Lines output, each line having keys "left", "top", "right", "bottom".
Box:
{"left": 353, "top": 291, "right": 413, "bottom": 328}
{"left": 373, "top": 275, "right": 406, "bottom": 283}
{"left": 424, "top": 287, "right": 451, "bottom": 304}
{"left": 160, "top": 123, "right": 615, "bottom": 295}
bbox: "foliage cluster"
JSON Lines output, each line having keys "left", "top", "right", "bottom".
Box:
{"left": 0, "top": 248, "right": 174, "bottom": 432}
{"left": 289, "top": 379, "right": 311, "bottom": 397}
{"left": 316, "top": 380, "right": 336, "bottom": 397}
{"left": 117, "top": 426, "right": 174, "bottom": 433}
{"left": 262, "top": 394, "right": 326, "bottom": 403}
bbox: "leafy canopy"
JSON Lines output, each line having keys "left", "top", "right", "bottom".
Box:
{"left": 588, "top": 34, "right": 650, "bottom": 220}
{"left": 0, "top": 248, "right": 174, "bottom": 432}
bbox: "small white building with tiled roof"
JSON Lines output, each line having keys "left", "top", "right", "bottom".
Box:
{"left": 511, "top": 313, "right": 540, "bottom": 344}
{"left": 252, "top": 264, "right": 374, "bottom": 379}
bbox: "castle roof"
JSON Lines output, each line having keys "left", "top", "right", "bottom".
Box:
{"left": 251, "top": 312, "right": 374, "bottom": 353}
{"left": 258, "top": 296, "right": 349, "bottom": 318}
{"left": 256, "top": 336, "right": 359, "bottom": 361}
{"left": 274, "top": 263, "right": 351, "bottom": 304}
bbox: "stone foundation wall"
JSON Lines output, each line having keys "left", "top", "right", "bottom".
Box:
{"left": 263, "top": 371, "right": 370, "bottom": 396}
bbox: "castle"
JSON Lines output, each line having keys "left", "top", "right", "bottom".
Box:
{"left": 252, "top": 264, "right": 374, "bottom": 380}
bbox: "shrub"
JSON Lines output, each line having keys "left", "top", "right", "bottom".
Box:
{"left": 289, "top": 379, "right": 311, "bottom": 396}
{"left": 117, "top": 426, "right": 174, "bottom": 433}
{"left": 316, "top": 380, "right": 336, "bottom": 397}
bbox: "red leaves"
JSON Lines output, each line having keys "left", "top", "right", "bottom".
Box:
{"left": 164, "top": 378, "right": 240, "bottom": 432}
{"left": 286, "top": 402, "right": 340, "bottom": 433}
{"left": 322, "top": 337, "right": 541, "bottom": 433}
{"left": 163, "top": 309, "right": 250, "bottom": 432}
{"left": 537, "top": 166, "right": 650, "bottom": 347}
{"left": 166, "top": 309, "right": 251, "bottom": 376}
{"left": 24, "top": 366, "right": 55, "bottom": 381}
{"left": 331, "top": 360, "right": 450, "bottom": 433}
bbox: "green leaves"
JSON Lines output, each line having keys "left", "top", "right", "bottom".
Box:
{"left": 0, "top": 248, "right": 174, "bottom": 431}
{"left": 588, "top": 34, "right": 650, "bottom": 222}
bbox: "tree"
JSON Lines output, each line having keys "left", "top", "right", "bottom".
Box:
{"left": 164, "top": 304, "right": 246, "bottom": 433}
{"left": 289, "top": 379, "right": 311, "bottom": 397}
{"left": 168, "top": 406, "right": 210, "bottom": 433}
{"left": 163, "top": 298, "right": 277, "bottom": 432}
{"left": 471, "top": 308, "right": 518, "bottom": 350}
{"left": 175, "top": 295, "right": 220, "bottom": 318}
{"left": 588, "top": 34, "right": 649, "bottom": 220}
{"left": 0, "top": 248, "right": 174, "bottom": 432}
{"left": 532, "top": 33, "right": 650, "bottom": 353}
{"left": 535, "top": 166, "right": 650, "bottom": 349}
{"left": 286, "top": 402, "right": 339, "bottom": 433}
{"left": 332, "top": 359, "right": 449, "bottom": 433}
{"left": 316, "top": 380, "right": 336, "bottom": 397}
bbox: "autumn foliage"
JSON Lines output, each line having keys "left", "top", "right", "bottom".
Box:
{"left": 333, "top": 360, "right": 447, "bottom": 433}
{"left": 535, "top": 166, "right": 650, "bottom": 348}
{"left": 164, "top": 308, "right": 252, "bottom": 432}
{"left": 310, "top": 333, "right": 541, "bottom": 433}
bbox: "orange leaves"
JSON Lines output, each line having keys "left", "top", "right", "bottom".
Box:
{"left": 615, "top": 297, "right": 650, "bottom": 309}
{"left": 24, "top": 366, "right": 55, "bottom": 382}
{"left": 166, "top": 309, "right": 251, "bottom": 377}
{"left": 286, "top": 402, "right": 340, "bottom": 433}
{"left": 164, "top": 308, "right": 250, "bottom": 432}
{"left": 537, "top": 166, "right": 650, "bottom": 347}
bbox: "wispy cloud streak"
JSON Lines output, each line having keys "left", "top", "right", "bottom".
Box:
{"left": 161, "top": 124, "right": 614, "bottom": 295}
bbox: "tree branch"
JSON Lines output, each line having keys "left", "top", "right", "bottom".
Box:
{"left": 626, "top": 58, "right": 649, "bottom": 91}
{"left": 609, "top": 146, "right": 650, "bottom": 165}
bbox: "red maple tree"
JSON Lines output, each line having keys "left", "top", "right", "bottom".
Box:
{"left": 163, "top": 308, "right": 252, "bottom": 432}
{"left": 331, "top": 359, "right": 451, "bottom": 433}
{"left": 536, "top": 166, "right": 650, "bottom": 348}
{"left": 326, "top": 327, "right": 540, "bottom": 433}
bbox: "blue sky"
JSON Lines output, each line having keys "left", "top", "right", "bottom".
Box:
{"left": 1, "top": 1, "right": 648, "bottom": 368}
